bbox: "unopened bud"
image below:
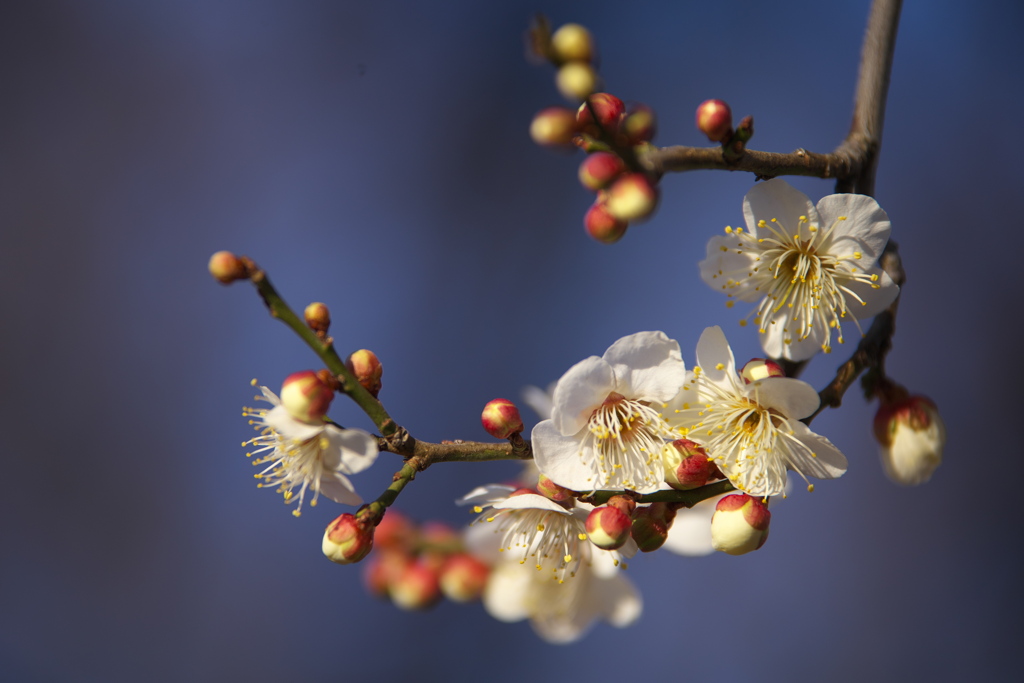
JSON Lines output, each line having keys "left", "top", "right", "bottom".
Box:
{"left": 390, "top": 560, "right": 441, "bottom": 611}
{"left": 439, "top": 553, "right": 491, "bottom": 603}
{"left": 576, "top": 93, "right": 625, "bottom": 137}
{"left": 584, "top": 202, "right": 629, "bottom": 244}
{"left": 711, "top": 494, "right": 771, "bottom": 555}
{"left": 556, "top": 61, "right": 599, "bottom": 101}
{"left": 585, "top": 505, "right": 632, "bottom": 550}
{"left": 605, "top": 173, "right": 659, "bottom": 221}
{"left": 578, "top": 152, "right": 626, "bottom": 191}
{"left": 537, "top": 474, "right": 576, "bottom": 505}
{"left": 345, "top": 349, "right": 383, "bottom": 398}
{"left": 631, "top": 502, "right": 676, "bottom": 552}
{"left": 874, "top": 395, "right": 945, "bottom": 486}
{"left": 363, "top": 549, "right": 412, "bottom": 598}
{"left": 740, "top": 358, "right": 785, "bottom": 383}
{"left": 481, "top": 398, "right": 524, "bottom": 439}
{"left": 304, "top": 302, "right": 331, "bottom": 335}
{"left": 280, "top": 370, "right": 334, "bottom": 423}
{"left": 374, "top": 509, "right": 415, "bottom": 551}
{"left": 662, "top": 439, "right": 717, "bottom": 490}
{"left": 696, "top": 99, "right": 733, "bottom": 143}
{"left": 621, "top": 103, "right": 656, "bottom": 145}
{"left": 323, "top": 513, "right": 374, "bottom": 565}
{"left": 550, "top": 23, "right": 594, "bottom": 63}
{"left": 530, "top": 106, "right": 579, "bottom": 147}
{"left": 208, "top": 251, "right": 248, "bottom": 284}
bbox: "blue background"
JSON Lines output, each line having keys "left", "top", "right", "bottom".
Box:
{"left": 2, "top": 1, "right": 1022, "bottom": 681}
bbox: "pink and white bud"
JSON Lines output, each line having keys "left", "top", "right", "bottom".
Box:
{"left": 662, "top": 439, "right": 717, "bottom": 490}
{"left": 390, "top": 560, "right": 441, "bottom": 611}
{"left": 621, "top": 103, "right": 657, "bottom": 145}
{"left": 280, "top": 370, "right": 334, "bottom": 423}
{"left": 740, "top": 358, "right": 785, "bottom": 383}
{"left": 696, "top": 99, "right": 733, "bottom": 143}
{"left": 439, "top": 553, "right": 491, "bottom": 603}
{"left": 710, "top": 494, "right": 771, "bottom": 556}
{"left": 481, "top": 398, "right": 524, "bottom": 439}
{"left": 374, "top": 509, "right": 416, "bottom": 551}
{"left": 556, "top": 61, "right": 599, "bottom": 101}
{"left": 345, "top": 349, "right": 383, "bottom": 398}
{"left": 605, "top": 173, "right": 659, "bottom": 221}
{"left": 874, "top": 395, "right": 945, "bottom": 486}
{"left": 208, "top": 251, "right": 248, "bottom": 284}
{"left": 578, "top": 152, "right": 626, "bottom": 191}
{"left": 322, "top": 513, "right": 374, "bottom": 565}
{"left": 304, "top": 302, "right": 331, "bottom": 335}
{"left": 576, "top": 93, "right": 625, "bottom": 137}
{"left": 530, "top": 106, "right": 579, "bottom": 147}
{"left": 537, "top": 474, "right": 576, "bottom": 505}
{"left": 584, "top": 202, "right": 629, "bottom": 244}
{"left": 585, "top": 505, "right": 632, "bottom": 550}
{"left": 630, "top": 502, "right": 676, "bottom": 553}
{"left": 549, "top": 23, "right": 595, "bottom": 63}
{"left": 363, "top": 549, "right": 413, "bottom": 598}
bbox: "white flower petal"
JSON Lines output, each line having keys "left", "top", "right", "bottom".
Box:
{"left": 843, "top": 266, "right": 899, "bottom": 319}
{"left": 700, "top": 234, "right": 763, "bottom": 303}
{"left": 816, "top": 192, "right": 891, "bottom": 266}
{"left": 521, "top": 384, "right": 555, "bottom": 420}
{"left": 746, "top": 377, "right": 820, "bottom": 420}
{"left": 598, "top": 572, "right": 643, "bottom": 629}
{"left": 318, "top": 471, "right": 362, "bottom": 506}
{"left": 493, "top": 492, "right": 574, "bottom": 515}
{"left": 551, "top": 356, "right": 615, "bottom": 436}
{"left": 743, "top": 178, "right": 819, "bottom": 236}
{"left": 264, "top": 405, "right": 324, "bottom": 441}
{"left": 532, "top": 420, "right": 598, "bottom": 492}
{"left": 695, "top": 326, "right": 739, "bottom": 388}
{"left": 603, "top": 330, "right": 686, "bottom": 402}
{"left": 788, "top": 421, "right": 848, "bottom": 481}
{"left": 328, "top": 427, "right": 378, "bottom": 474}
{"left": 482, "top": 563, "right": 534, "bottom": 622}
{"left": 457, "top": 484, "right": 517, "bottom": 506}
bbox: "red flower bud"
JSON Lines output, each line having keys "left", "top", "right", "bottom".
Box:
{"left": 696, "top": 99, "right": 733, "bottom": 142}
{"left": 481, "top": 398, "right": 524, "bottom": 439}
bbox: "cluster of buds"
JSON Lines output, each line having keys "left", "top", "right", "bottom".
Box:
{"left": 363, "top": 510, "right": 490, "bottom": 610}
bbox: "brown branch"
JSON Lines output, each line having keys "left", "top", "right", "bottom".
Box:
{"left": 376, "top": 434, "right": 534, "bottom": 465}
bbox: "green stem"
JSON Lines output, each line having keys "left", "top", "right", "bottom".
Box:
{"left": 585, "top": 479, "right": 735, "bottom": 508}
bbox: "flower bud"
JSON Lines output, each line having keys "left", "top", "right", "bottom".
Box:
{"left": 374, "top": 509, "right": 415, "bottom": 551}
{"left": 584, "top": 202, "right": 629, "bottom": 244}
{"left": 549, "top": 23, "right": 595, "bottom": 63}
{"left": 556, "top": 61, "right": 599, "bottom": 101}
{"left": 710, "top": 494, "right": 771, "bottom": 555}
{"left": 874, "top": 395, "right": 945, "bottom": 486}
{"left": 439, "top": 553, "right": 491, "bottom": 603}
{"left": 363, "top": 549, "right": 413, "bottom": 598}
{"left": 621, "top": 103, "right": 657, "bottom": 145}
{"left": 537, "top": 474, "right": 575, "bottom": 504}
{"left": 280, "top": 370, "right": 334, "bottom": 423}
{"left": 578, "top": 152, "right": 626, "bottom": 191}
{"left": 304, "top": 302, "right": 331, "bottom": 335}
{"left": 576, "top": 93, "right": 625, "bottom": 137}
{"left": 630, "top": 502, "right": 676, "bottom": 552}
{"left": 585, "top": 505, "right": 632, "bottom": 550}
{"left": 390, "top": 560, "right": 441, "bottom": 611}
{"left": 530, "top": 106, "right": 579, "bottom": 147}
{"left": 696, "top": 99, "right": 733, "bottom": 142}
{"left": 208, "top": 251, "right": 248, "bottom": 284}
{"left": 740, "top": 358, "right": 785, "bottom": 383}
{"left": 662, "top": 439, "right": 717, "bottom": 490}
{"left": 323, "top": 513, "right": 374, "bottom": 565}
{"left": 345, "top": 349, "right": 383, "bottom": 398}
{"left": 481, "top": 398, "right": 524, "bottom": 439}
{"left": 604, "top": 173, "right": 659, "bottom": 222}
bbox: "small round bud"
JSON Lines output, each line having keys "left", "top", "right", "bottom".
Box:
{"left": 630, "top": 502, "right": 676, "bottom": 553}
{"left": 304, "top": 302, "right": 331, "bottom": 335}
{"left": 711, "top": 494, "right": 771, "bottom": 555}
{"left": 530, "top": 106, "right": 579, "bottom": 147}
{"left": 208, "top": 251, "right": 247, "bottom": 284}
{"left": 740, "top": 358, "right": 785, "bottom": 384}
{"left": 696, "top": 99, "right": 733, "bottom": 143}
{"left": 585, "top": 505, "right": 632, "bottom": 550}
{"left": 323, "top": 513, "right": 374, "bottom": 565}
{"left": 481, "top": 398, "right": 524, "bottom": 439}
{"left": 439, "top": 553, "right": 491, "bottom": 603}
{"left": 578, "top": 152, "right": 626, "bottom": 191}
{"left": 549, "top": 23, "right": 595, "bottom": 63}
{"left": 537, "top": 474, "right": 576, "bottom": 505}
{"left": 390, "top": 560, "right": 441, "bottom": 611}
{"left": 280, "top": 370, "right": 334, "bottom": 423}
{"left": 874, "top": 395, "right": 945, "bottom": 486}
{"left": 345, "top": 349, "right": 383, "bottom": 398}
{"left": 604, "top": 173, "right": 659, "bottom": 222}
{"left": 556, "top": 61, "right": 599, "bottom": 101}
{"left": 662, "top": 439, "right": 718, "bottom": 490}
{"left": 363, "top": 549, "right": 413, "bottom": 598}
{"left": 374, "top": 509, "right": 415, "bottom": 551}
{"left": 621, "top": 103, "right": 656, "bottom": 144}
{"left": 584, "top": 202, "right": 629, "bottom": 244}
{"left": 576, "top": 93, "right": 625, "bottom": 137}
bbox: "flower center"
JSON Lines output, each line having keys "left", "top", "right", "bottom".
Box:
{"left": 581, "top": 392, "right": 669, "bottom": 490}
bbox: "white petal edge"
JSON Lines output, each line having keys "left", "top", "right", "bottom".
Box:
{"left": 532, "top": 420, "right": 599, "bottom": 492}
{"left": 551, "top": 356, "right": 615, "bottom": 436}
{"left": 746, "top": 377, "right": 820, "bottom": 420}
{"left": 604, "top": 331, "right": 687, "bottom": 403}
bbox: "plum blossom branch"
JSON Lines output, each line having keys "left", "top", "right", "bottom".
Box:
{"left": 583, "top": 479, "right": 736, "bottom": 508}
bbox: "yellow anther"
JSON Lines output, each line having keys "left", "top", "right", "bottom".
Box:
{"left": 473, "top": 505, "right": 483, "bottom": 513}
{"left": 715, "top": 363, "right": 725, "bottom": 370}
{"left": 807, "top": 484, "right": 815, "bottom": 492}
{"left": 536, "top": 524, "right": 545, "bottom": 531}
{"left": 726, "top": 300, "right": 735, "bottom": 308}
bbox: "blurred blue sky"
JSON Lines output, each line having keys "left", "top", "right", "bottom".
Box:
{"left": 2, "top": 1, "right": 1022, "bottom": 681}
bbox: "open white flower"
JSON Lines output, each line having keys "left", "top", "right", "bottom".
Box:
{"left": 532, "top": 331, "right": 687, "bottom": 493}
{"left": 242, "top": 383, "right": 378, "bottom": 516}
{"left": 666, "top": 327, "right": 847, "bottom": 497}
{"left": 700, "top": 178, "right": 898, "bottom": 361}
